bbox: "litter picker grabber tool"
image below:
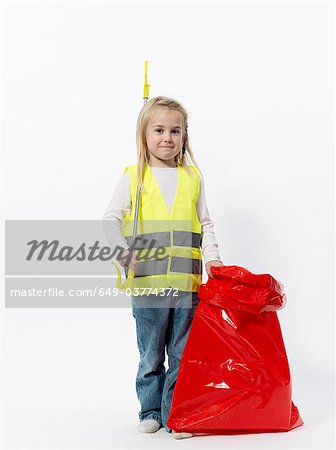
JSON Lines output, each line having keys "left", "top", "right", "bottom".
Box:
{"left": 112, "top": 61, "right": 150, "bottom": 291}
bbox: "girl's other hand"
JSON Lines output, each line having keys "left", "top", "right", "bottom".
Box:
{"left": 205, "top": 260, "right": 225, "bottom": 279}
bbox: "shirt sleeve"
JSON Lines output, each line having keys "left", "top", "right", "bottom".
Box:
{"left": 197, "top": 175, "right": 223, "bottom": 265}
{"left": 102, "top": 173, "right": 131, "bottom": 252}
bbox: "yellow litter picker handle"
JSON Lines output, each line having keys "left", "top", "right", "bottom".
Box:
{"left": 116, "top": 183, "right": 141, "bottom": 291}
{"left": 112, "top": 61, "right": 150, "bottom": 292}
{"left": 143, "top": 60, "right": 150, "bottom": 100}
{"left": 112, "top": 260, "right": 135, "bottom": 291}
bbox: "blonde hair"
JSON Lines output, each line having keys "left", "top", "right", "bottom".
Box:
{"left": 135, "top": 96, "right": 202, "bottom": 192}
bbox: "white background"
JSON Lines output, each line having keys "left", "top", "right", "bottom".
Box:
{"left": 1, "top": 1, "right": 334, "bottom": 449}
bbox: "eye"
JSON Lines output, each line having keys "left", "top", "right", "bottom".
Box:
{"left": 154, "top": 128, "right": 180, "bottom": 134}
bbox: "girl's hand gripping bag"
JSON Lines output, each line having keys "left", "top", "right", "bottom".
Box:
{"left": 167, "top": 265, "right": 304, "bottom": 434}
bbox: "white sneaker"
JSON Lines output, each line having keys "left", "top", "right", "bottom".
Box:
{"left": 137, "top": 419, "right": 161, "bottom": 433}
{"left": 172, "top": 430, "right": 194, "bottom": 439}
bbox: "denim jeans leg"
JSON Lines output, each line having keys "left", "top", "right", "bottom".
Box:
{"left": 132, "top": 295, "right": 171, "bottom": 424}
{"left": 161, "top": 291, "right": 200, "bottom": 432}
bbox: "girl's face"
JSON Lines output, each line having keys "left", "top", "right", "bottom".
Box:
{"left": 145, "top": 106, "right": 184, "bottom": 167}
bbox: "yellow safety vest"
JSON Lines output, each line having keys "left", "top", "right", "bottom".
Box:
{"left": 122, "top": 163, "right": 202, "bottom": 293}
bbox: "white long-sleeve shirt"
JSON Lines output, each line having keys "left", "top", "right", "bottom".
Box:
{"left": 102, "top": 166, "right": 222, "bottom": 265}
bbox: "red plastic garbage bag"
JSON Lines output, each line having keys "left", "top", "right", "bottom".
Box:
{"left": 167, "top": 265, "right": 303, "bottom": 434}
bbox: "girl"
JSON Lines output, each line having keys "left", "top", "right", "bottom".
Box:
{"left": 103, "top": 96, "right": 224, "bottom": 439}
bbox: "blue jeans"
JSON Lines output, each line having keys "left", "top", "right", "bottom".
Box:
{"left": 131, "top": 289, "right": 199, "bottom": 432}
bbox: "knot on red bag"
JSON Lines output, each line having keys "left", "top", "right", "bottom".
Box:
{"left": 198, "top": 265, "right": 286, "bottom": 314}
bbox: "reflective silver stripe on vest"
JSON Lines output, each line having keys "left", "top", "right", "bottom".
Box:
{"left": 125, "top": 231, "right": 202, "bottom": 249}
{"left": 125, "top": 231, "right": 170, "bottom": 249}
{"left": 132, "top": 258, "right": 169, "bottom": 278}
{"left": 170, "top": 257, "right": 202, "bottom": 275}
{"left": 173, "top": 231, "right": 202, "bottom": 248}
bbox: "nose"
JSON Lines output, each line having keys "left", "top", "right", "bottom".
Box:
{"left": 163, "top": 131, "right": 173, "bottom": 142}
